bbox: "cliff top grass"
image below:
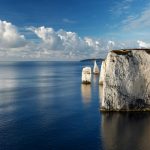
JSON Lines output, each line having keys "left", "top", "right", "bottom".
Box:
{"left": 111, "top": 48, "right": 150, "bottom": 55}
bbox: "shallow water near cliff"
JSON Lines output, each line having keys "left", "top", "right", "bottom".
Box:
{"left": 0, "top": 61, "right": 150, "bottom": 150}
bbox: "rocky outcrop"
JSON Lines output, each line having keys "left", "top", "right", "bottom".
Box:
{"left": 93, "top": 60, "right": 99, "bottom": 74}
{"left": 99, "top": 49, "right": 150, "bottom": 111}
{"left": 82, "top": 67, "right": 91, "bottom": 84}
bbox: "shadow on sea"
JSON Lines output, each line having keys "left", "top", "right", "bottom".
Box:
{"left": 100, "top": 112, "right": 150, "bottom": 150}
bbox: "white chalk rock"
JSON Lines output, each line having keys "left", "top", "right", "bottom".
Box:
{"left": 82, "top": 67, "right": 91, "bottom": 84}
{"left": 93, "top": 60, "right": 99, "bottom": 74}
{"left": 100, "top": 49, "right": 150, "bottom": 111}
{"left": 99, "top": 61, "right": 105, "bottom": 85}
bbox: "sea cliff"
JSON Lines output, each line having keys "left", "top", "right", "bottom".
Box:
{"left": 99, "top": 49, "right": 150, "bottom": 111}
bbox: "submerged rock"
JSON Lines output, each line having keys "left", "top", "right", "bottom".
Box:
{"left": 82, "top": 67, "right": 91, "bottom": 84}
{"left": 99, "top": 49, "right": 150, "bottom": 111}
{"left": 93, "top": 60, "right": 99, "bottom": 74}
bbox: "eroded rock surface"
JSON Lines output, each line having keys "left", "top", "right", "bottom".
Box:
{"left": 99, "top": 49, "right": 150, "bottom": 111}
{"left": 82, "top": 67, "right": 91, "bottom": 84}
{"left": 93, "top": 60, "right": 99, "bottom": 74}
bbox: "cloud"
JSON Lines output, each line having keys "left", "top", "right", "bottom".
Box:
{"left": 29, "top": 26, "right": 126, "bottom": 59}
{"left": 62, "top": 18, "right": 77, "bottom": 24}
{"left": 0, "top": 20, "right": 149, "bottom": 60}
{"left": 137, "top": 40, "right": 150, "bottom": 48}
{"left": 28, "top": 26, "right": 63, "bottom": 50}
{"left": 28, "top": 26, "right": 98, "bottom": 59}
{"left": 84, "top": 37, "right": 100, "bottom": 51}
{"left": 122, "top": 3, "right": 150, "bottom": 31}
{"left": 0, "top": 20, "right": 27, "bottom": 49}
{"left": 110, "top": 0, "right": 134, "bottom": 16}
{"left": 107, "top": 41, "right": 115, "bottom": 50}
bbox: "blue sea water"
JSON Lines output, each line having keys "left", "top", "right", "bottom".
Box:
{"left": 0, "top": 61, "right": 150, "bottom": 150}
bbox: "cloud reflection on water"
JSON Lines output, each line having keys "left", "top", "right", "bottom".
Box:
{"left": 0, "top": 66, "right": 19, "bottom": 114}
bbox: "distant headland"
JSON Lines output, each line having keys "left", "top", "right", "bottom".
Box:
{"left": 80, "top": 58, "right": 104, "bottom": 62}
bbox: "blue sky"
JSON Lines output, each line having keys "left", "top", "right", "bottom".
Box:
{"left": 0, "top": 0, "right": 150, "bottom": 60}
{"left": 0, "top": 0, "right": 113, "bottom": 36}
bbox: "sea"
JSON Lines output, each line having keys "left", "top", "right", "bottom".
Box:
{"left": 0, "top": 61, "right": 150, "bottom": 150}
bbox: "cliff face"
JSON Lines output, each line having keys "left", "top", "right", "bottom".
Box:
{"left": 99, "top": 49, "right": 150, "bottom": 111}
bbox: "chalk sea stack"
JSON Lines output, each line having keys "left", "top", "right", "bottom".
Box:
{"left": 93, "top": 60, "right": 99, "bottom": 74}
{"left": 99, "top": 49, "right": 150, "bottom": 111}
{"left": 82, "top": 67, "right": 92, "bottom": 84}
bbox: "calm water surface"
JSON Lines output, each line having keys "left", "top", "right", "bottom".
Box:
{"left": 0, "top": 61, "right": 150, "bottom": 150}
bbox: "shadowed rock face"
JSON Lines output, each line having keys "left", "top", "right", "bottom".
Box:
{"left": 99, "top": 49, "right": 150, "bottom": 111}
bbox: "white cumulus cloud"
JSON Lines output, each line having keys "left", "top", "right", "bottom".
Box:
{"left": 28, "top": 26, "right": 63, "bottom": 50}
{"left": 0, "top": 20, "right": 27, "bottom": 49}
{"left": 0, "top": 20, "right": 150, "bottom": 60}
{"left": 28, "top": 26, "right": 99, "bottom": 59}
{"left": 137, "top": 40, "right": 150, "bottom": 48}
{"left": 84, "top": 37, "right": 101, "bottom": 51}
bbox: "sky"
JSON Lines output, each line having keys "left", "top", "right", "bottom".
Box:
{"left": 0, "top": 0, "right": 150, "bottom": 60}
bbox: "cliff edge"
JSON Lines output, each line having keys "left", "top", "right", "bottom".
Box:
{"left": 99, "top": 49, "right": 150, "bottom": 111}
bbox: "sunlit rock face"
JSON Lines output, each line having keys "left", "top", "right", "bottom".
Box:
{"left": 93, "top": 60, "right": 99, "bottom": 74}
{"left": 99, "top": 49, "right": 150, "bottom": 111}
{"left": 82, "top": 67, "right": 91, "bottom": 84}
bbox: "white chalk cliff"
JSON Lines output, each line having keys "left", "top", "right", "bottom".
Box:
{"left": 99, "top": 49, "right": 150, "bottom": 111}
